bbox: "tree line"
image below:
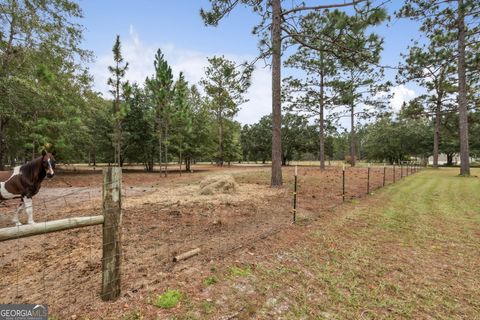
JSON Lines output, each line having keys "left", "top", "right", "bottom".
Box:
{"left": 0, "top": 0, "right": 478, "bottom": 182}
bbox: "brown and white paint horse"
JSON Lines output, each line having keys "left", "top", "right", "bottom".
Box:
{"left": 0, "top": 150, "right": 56, "bottom": 226}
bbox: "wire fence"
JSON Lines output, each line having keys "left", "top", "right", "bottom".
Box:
{"left": 0, "top": 163, "right": 423, "bottom": 318}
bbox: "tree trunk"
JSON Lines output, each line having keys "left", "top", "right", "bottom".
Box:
{"left": 164, "top": 125, "right": 168, "bottom": 177}
{"left": 350, "top": 104, "right": 356, "bottom": 167}
{"left": 457, "top": 0, "right": 470, "bottom": 176}
{"left": 113, "top": 59, "right": 122, "bottom": 167}
{"left": 0, "top": 118, "right": 6, "bottom": 170}
{"left": 218, "top": 113, "right": 224, "bottom": 166}
{"left": 0, "top": 9, "right": 16, "bottom": 171}
{"left": 90, "top": 149, "right": 97, "bottom": 167}
{"left": 447, "top": 153, "right": 453, "bottom": 166}
{"left": 433, "top": 102, "right": 441, "bottom": 168}
{"left": 271, "top": 0, "right": 283, "bottom": 186}
{"left": 158, "top": 118, "right": 162, "bottom": 175}
{"left": 185, "top": 157, "right": 191, "bottom": 172}
{"left": 319, "top": 70, "right": 325, "bottom": 170}
{"left": 179, "top": 150, "right": 182, "bottom": 176}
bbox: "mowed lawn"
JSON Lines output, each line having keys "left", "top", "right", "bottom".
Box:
{"left": 181, "top": 168, "right": 480, "bottom": 319}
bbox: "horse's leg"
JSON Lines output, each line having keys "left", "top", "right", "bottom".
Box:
{"left": 23, "top": 196, "right": 35, "bottom": 224}
{"left": 12, "top": 201, "right": 24, "bottom": 226}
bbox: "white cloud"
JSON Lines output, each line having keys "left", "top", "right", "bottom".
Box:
{"left": 89, "top": 25, "right": 271, "bottom": 124}
{"left": 390, "top": 84, "right": 417, "bottom": 112}
{"left": 237, "top": 66, "right": 271, "bottom": 124}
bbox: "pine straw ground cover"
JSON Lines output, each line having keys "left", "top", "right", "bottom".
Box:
{"left": 160, "top": 168, "right": 480, "bottom": 319}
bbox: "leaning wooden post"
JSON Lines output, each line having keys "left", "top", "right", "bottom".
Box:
{"left": 342, "top": 164, "right": 346, "bottom": 202}
{"left": 101, "top": 167, "right": 122, "bottom": 301}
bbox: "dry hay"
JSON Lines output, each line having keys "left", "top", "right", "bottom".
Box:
{"left": 199, "top": 175, "right": 238, "bottom": 195}
{"left": 124, "top": 182, "right": 283, "bottom": 208}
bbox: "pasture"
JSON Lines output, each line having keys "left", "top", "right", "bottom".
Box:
{"left": 187, "top": 168, "right": 480, "bottom": 319}
{"left": 0, "top": 163, "right": 408, "bottom": 318}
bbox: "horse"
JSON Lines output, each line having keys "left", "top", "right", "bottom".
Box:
{"left": 0, "top": 150, "right": 56, "bottom": 226}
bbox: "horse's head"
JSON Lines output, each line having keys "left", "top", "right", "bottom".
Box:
{"left": 41, "top": 150, "right": 56, "bottom": 179}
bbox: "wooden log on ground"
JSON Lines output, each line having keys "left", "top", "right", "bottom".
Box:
{"left": 173, "top": 248, "right": 201, "bottom": 262}
{"left": 0, "top": 215, "right": 104, "bottom": 242}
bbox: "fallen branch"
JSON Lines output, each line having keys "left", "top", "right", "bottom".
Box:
{"left": 173, "top": 248, "right": 201, "bottom": 262}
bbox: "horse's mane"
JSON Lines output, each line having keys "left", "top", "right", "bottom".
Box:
{"left": 20, "top": 156, "right": 45, "bottom": 183}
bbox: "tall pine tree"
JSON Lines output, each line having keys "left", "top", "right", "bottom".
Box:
{"left": 107, "top": 35, "right": 129, "bottom": 166}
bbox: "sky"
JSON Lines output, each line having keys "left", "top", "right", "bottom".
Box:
{"left": 79, "top": 0, "right": 423, "bottom": 125}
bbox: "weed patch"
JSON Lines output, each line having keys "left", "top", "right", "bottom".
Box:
{"left": 154, "top": 289, "right": 183, "bottom": 309}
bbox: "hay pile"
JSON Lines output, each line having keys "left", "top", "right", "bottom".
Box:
{"left": 199, "top": 175, "right": 238, "bottom": 195}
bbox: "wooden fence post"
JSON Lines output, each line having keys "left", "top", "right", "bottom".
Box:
{"left": 367, "top": 164, "right": 370, "bottom": 194}
{"left": 393, "top": 163, "right": 396, "bottom": 183}
{"left": 101, "top": 167, "right": 122, "bottom": 301}
{"left": 383, "top": 164, "right": 386, "bottom": 187}
{"left": 292, "top": 166, "right": 297, "bottom": 224}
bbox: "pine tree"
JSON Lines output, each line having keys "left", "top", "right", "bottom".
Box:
{"left": 200, "top": 56, "right": 252, "bottom": 166}
{"left": 107, "top": 35, "right": 129, "bottom": 166}
{"left": 146, "top": 49, "right": 174, "bottom": 176}
{"left": 397, "top": 39, "right": 457, "bottom": 167}
{"left": 398, "top": 0, "right": 480, "bottom": 175}
{"left": 170, "top": 72, "right": 193, "bottom": 173}
{"left": 122, "top": 83, "right": 157, "bottom": 171}
{"left": 201, "top": 0, "right": 388, "bottom": 186}
{"left": 283, "top": 9, "right": 386, "bottom": 170}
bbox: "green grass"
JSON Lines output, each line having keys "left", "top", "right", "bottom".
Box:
{"left": 203, "top": 276, "right": 218, "bottom": 286}
{"left": 192, "top": 168, "right": 480, "bottom": 319}
{"left": 228, "top": 265, "right": 252, "bottom": 277}
{"left": 153, "top": 289, "right": 183, "bottom": 309}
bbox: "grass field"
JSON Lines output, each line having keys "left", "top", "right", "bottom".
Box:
{"left": 174, "top": 168, "right": 480, "bottom": 319}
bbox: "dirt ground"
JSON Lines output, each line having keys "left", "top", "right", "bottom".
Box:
{"left": 0, "top": 164, "right": 407, "bottom": 318}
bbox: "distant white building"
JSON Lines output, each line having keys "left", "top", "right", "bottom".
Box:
{"left": 427, "top": 154, "right": 475, "bottom": 165}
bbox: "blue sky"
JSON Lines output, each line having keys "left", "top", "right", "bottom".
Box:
{"left": 79, "top": 0, "right": 423, "bottom": 125}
